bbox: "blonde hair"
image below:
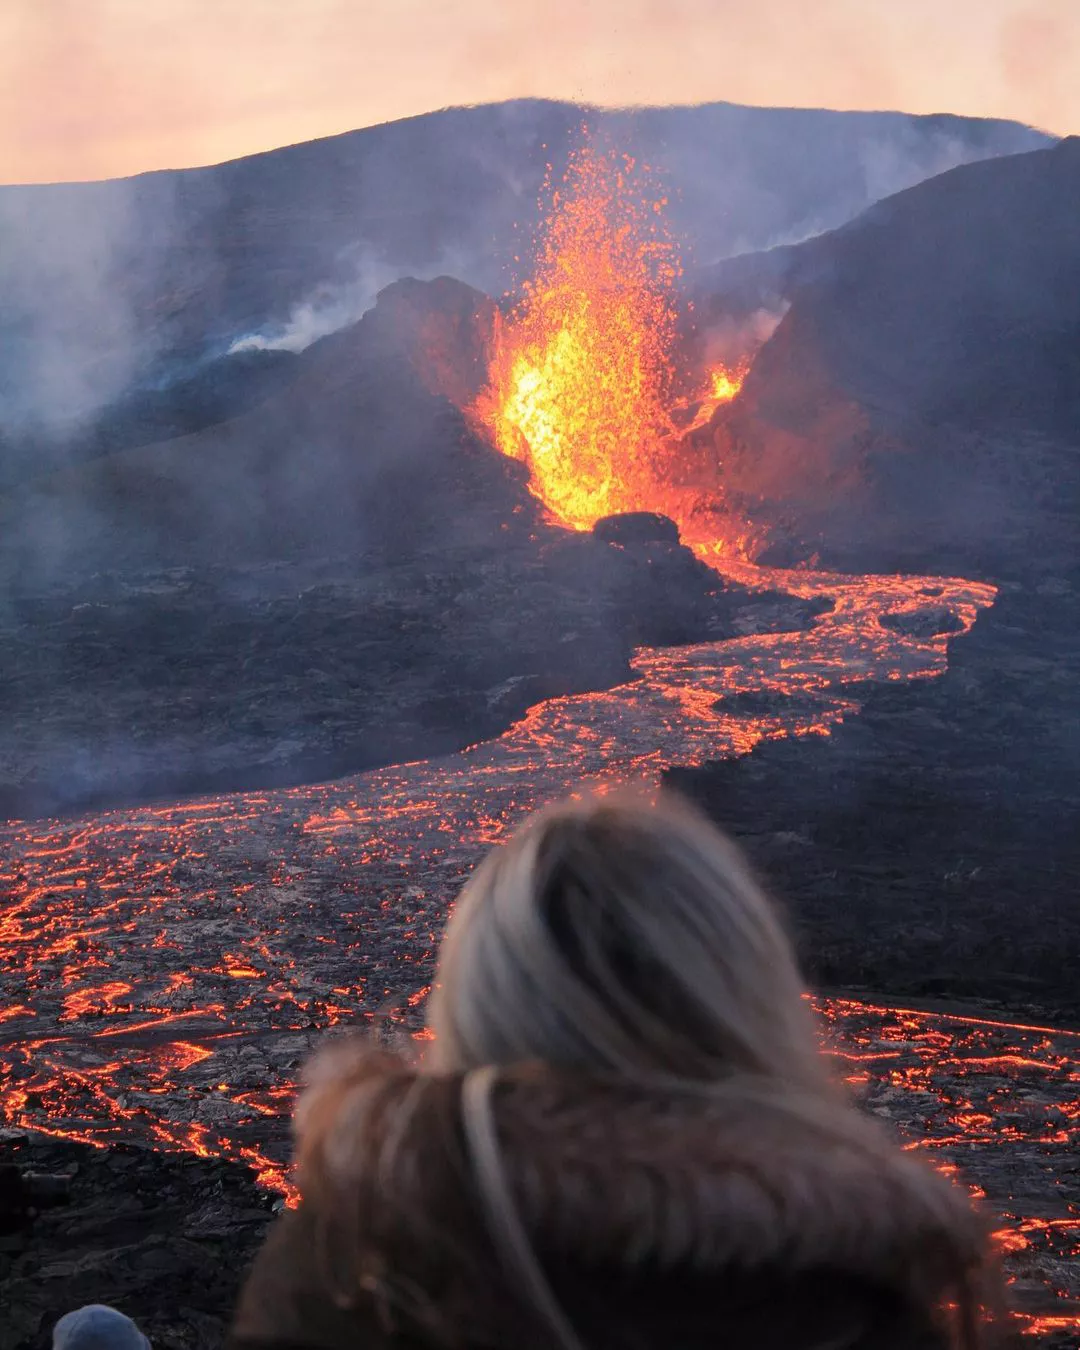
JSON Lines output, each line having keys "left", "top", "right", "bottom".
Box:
{"left": 424, "top": 790, "right": 829, "bottom": 1349}
{"left": 427, "top": 788, "right": 826, "bottom": 1089}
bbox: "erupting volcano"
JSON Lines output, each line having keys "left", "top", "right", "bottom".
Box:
{"left": 3, "top": 127, "right": 1080, "bottom": 1345}
{"left": 476, "top": 142, "right": 749, "bottom": 553}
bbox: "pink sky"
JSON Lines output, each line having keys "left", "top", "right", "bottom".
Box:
{"left": 3, "top": 0, "right": 1076, "bottom": 184}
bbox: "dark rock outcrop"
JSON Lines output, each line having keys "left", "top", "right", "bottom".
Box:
{"left": 0, "top": 1132, "right": 275, "bottom": 1350}
{"left": 0, "top": 530, "right": 738, "bottom": 821}
{"left": 0, "top": 278, "right": 521, "bottom": 588}
{"left": 593, "top": 511, "right": 681, "bottom": 546}
{"left": 877, "top": 606, "right": 965, "bottom": 638}
{"left": 675, "top": 139, "right": 1080, "bottom": 1024}
{"left": 671, "top": 569, "right": 1080, "bottom": 1024}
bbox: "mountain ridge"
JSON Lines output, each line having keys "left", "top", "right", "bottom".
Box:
{"left": 0, "top": 97, "right": 1052, "bottom": 461}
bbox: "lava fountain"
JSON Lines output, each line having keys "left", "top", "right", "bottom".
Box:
{"left": 475, "top": 142, "right": 749, "bottom": 553}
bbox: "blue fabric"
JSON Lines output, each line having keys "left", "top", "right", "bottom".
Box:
{"left": 53, "top": 1306, "right": 151, "bottom": 1350}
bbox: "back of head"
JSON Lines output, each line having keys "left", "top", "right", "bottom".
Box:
{"left": 426, "top": 788, "right": 826, "bottom": 1092}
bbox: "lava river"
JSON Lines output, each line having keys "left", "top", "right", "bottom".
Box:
{"left": 2, "top": 559, "right": 1078, "bottom": 1336}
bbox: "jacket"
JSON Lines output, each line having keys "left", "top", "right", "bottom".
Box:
{"left": 229, "top": 1049, "right": 996, "bottom": 1350}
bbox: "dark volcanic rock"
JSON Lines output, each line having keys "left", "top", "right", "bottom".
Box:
{"left": 0, "top": 276, "right": 759, "bottom": 821}
{"left": 0, "top": 278, "right": 519, "bottom": 585}
{"left": 0, "top": 532, "right": 738, "bottom": 821}
{"left": 593, "top": 511, "right": 681, "bottom": 546}
{"left": 672, "top": 140, "right": 1080, "bottom": 1028}
{"left": 669, "top": 577, "right": 1080, "bottom": 1024}
{"left": 698, "top": 139, "right": 1080, "bottom": 577}
{"left": 0, "top": 1132, "right": 275, "bottom": 1350}
{"left": 877, "top": 606, "right": 965, "bottom": 638}
{"left": 356, "top": 275, "right": 498, "bottom": 408}
{"left": 0, "top": 349, "right": 300, "bottom": 491}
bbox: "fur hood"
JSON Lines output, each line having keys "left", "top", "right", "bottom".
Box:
{"left": 231, "top": 1046, "right": 997, "bottom": 1350}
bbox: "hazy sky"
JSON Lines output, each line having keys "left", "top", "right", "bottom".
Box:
{"left": 3, "top": 0, "right": 1077, "bottom": 184}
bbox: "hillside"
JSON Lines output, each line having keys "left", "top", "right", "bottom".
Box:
{"left": 0, "top": 278, "right": 792, "bottom": 819}
{"left": 694, "top": 137, "right": 1080, "bottom": 576}
{"left": 0, "top": 98, "right": 1050, "bottom": 476}
{"left": 678, "top": 137, "right": 1080, "bottom": 1023}
{"left": 0, "top": 279, "right": 520, "bottom": 583}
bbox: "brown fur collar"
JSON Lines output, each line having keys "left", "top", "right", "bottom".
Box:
{"left": 235, "top": 1045, "right": 998, "bottom": 1350}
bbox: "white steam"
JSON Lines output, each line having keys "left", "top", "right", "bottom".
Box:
{"left": 856, "top": 132, "right": 974, "bottom": 205}
{"left": 228, "top": 245, "right": 480, "bottom": 355}
{"left": 702, "top": 304, "right": 790, "bottom": 367}
{"left": 0, "top": 179, "right": 172, "bottom": 433}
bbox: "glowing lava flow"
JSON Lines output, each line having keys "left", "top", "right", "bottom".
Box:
{"left": 0, "top": 566, "right": 1077, "bottom": 1331}
{"left": 679, "top": 359, "right": 751, "bottom": 436}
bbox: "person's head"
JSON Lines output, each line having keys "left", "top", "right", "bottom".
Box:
{"left": 426, "top": 787, "right": 828, "bottom": 1093}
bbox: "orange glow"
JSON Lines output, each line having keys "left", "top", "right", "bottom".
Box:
{"left": 709, "top": 362, "right": 748, "bottom": 404}
{"left": 7, "top": 527, "right": 1067, "bottom": 1315}
{"left": 474, "top": 140, "right": 757, "bottom": 558}
{"left": 1020, "top": 1315, "right": 1080, "bottom": 1338}
{"left": 476, "top": 142, "right": 684, "bottom": 532}
{"left": 677, "top": 359, "right": 751, "bottom": 436}
{"left": 60, "top": 981, "right": 133, "bottom": 1022}
{"left": 2, "top": 552, "right": 1075, "bottom": 1331}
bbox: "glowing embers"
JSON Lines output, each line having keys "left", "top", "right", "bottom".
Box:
{"left": 60, "top": 981, "right": 133, "bottom": 1022}
{"left": 818, "top": 998, "right": 1080, "bottom": 1337}
{"left": 0, "top": 568, "right": 1006, "bottom": 1199}
{"left": 473, "top": 140, "right": 763, "bottom": 560}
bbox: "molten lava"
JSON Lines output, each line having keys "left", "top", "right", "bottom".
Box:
{"left": 475, "top": 142, "right": 761, "bottom": 557}
{"left": 677, "top": 358, "right": 751, "bottom": 437}
{"left": 709, "top": 362, "right": 748, "bottom": 404}
{"left": 477, "top": 143, "right": 737, "bottom": 541}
